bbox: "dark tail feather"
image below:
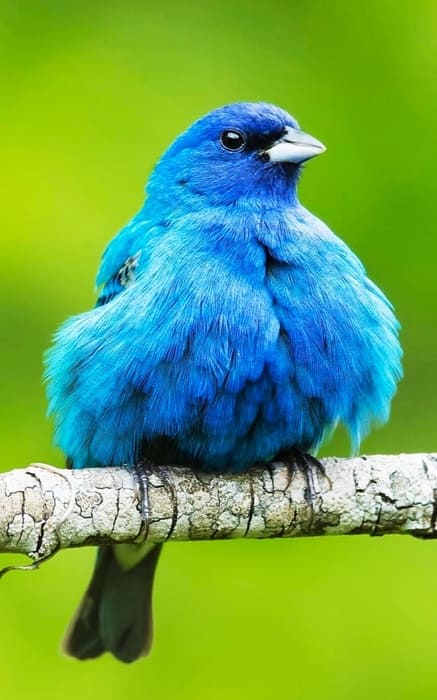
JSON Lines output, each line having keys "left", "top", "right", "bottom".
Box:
{"left": 63, "top": 544, "right": 162, "bottom": 662}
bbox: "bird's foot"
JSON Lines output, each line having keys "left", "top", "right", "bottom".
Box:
{"left": 133, "top": 460, "right": 155, "bottom": 537}
{"left": 133, "top": 460, "right": 178, "bottom": 542}
{"left": 274, "top": 448, "right": 332, "bottom": 505}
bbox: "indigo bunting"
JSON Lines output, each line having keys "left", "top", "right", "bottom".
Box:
{"left": 45, "top": 102, "right": 402, "bottom": 662}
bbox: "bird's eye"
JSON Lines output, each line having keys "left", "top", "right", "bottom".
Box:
{"left": 220, "top": 130, "right": 247, "bottom": 152}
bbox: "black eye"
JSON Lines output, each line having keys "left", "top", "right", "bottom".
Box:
{"left": 220, "top": 130, "right": 247, "bottom": 152}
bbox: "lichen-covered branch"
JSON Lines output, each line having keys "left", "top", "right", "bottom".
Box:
{"left": 0, "top": 454, "right": 436, "bottom": 562}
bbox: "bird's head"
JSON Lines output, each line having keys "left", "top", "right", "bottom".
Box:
{"left": 146, "top": 102, "right": 325, "bottom": 212}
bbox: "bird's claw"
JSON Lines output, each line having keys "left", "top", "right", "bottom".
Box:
{"left": 275, "top": 448, "right": 332, "bottom": 506}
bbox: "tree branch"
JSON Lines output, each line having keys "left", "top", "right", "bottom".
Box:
{"left": 1, "top": 454, "right": 436, "bottom": 564}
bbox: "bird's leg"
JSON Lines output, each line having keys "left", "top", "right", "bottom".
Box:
{"left": 133, "top": 459, "right": 178, "bottom": 543}
{"left": 133, "top": 460, "right": 154, "bottom": 540}
{"left": 274, "top": 448, "right": 332, "bottom": 505}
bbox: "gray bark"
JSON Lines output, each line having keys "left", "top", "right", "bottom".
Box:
{"left": 0, "top": 454, "right": 436, "bottom": 565}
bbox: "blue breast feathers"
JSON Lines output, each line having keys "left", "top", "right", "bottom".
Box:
{"left": 45, "top": 204, "right": 402, "bottom": 471}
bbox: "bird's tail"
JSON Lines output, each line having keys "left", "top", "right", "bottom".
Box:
{"left": 63, "top": 543, "right": 162, "bottom": 662}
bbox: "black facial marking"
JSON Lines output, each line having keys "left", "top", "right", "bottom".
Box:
{"left": 246, "top": 127, "right": 287, "bottom": 152}
{"left": 219, "top": 126, "right": 287, "bottom": 156}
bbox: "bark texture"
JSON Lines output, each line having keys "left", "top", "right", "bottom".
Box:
{"left": 1, "top": 453, "right": 436, "bottom": 563}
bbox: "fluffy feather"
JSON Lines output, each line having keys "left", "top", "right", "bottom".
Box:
{"left": 45, "top": 102, "right": 402, "bottom": 660}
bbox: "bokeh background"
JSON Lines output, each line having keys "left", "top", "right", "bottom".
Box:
{"left": 1, "top": 1, "right": 436, "bottom": 698}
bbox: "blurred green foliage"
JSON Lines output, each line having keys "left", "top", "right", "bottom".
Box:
{"left": 1, "top": 1, "right": 436, "bottom": 698}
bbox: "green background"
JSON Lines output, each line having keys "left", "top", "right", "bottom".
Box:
{"left": 1, "top": 1, "right": 436, "bottom": 698}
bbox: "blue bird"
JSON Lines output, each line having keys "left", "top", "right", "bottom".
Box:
{"left": 45, "top": 102, "right": 402, "bottom": 662}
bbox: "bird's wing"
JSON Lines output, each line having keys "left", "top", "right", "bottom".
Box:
{"left": 96, "top": 251, "right": 142, "bottom": 307}
{"left": 95, "top": 214, "right": 149, "bottom": 307}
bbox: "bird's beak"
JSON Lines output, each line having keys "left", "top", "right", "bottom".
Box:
{"left": 262, "top": 126, "right": 326, "bottom": 164}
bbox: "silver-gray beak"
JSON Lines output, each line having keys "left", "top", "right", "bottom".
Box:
{"left": 263, "top": 126, "right": 326, "bottom": 164}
